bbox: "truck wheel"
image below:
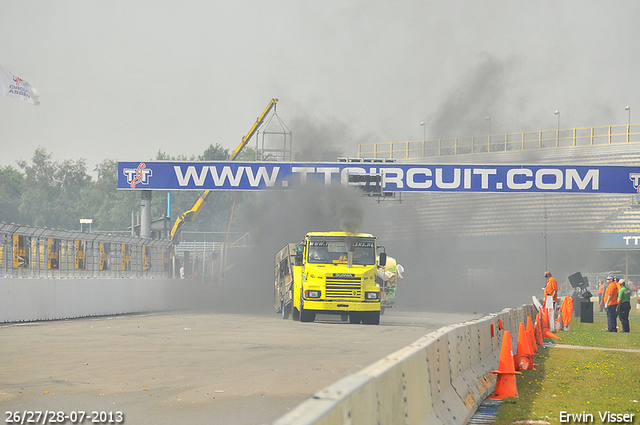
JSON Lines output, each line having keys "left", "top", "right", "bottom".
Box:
{"left": 300, "top": 300, "right": 315, "bottom": 322}
{"left": 292, "top": 307, "right": 300, "bottom": 321}
{"left": 300, "top": 310, "right": 315, "bottom": 322}
{"left": 349, "top": 313, "right": 362, "bottom": 324}
{"left": 362, "top": 311, "right": 380, "bottom": 325}
{"left": 340, "top": 314, "right": 348, "bottom": 322}
{"left": 380, "top": 307, "right": 386, "bottom": 316}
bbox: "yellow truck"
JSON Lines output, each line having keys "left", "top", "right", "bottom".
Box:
{"left": 274, "top": 231, "right": 386, "bottom": 325}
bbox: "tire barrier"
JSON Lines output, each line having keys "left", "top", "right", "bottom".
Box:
{"left": 273, "top": 304, "right": 536, "bottom": 425}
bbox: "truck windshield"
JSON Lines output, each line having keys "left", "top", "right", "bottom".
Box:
{"left": 307, "top": 237, "right": 375, "bottom": 265}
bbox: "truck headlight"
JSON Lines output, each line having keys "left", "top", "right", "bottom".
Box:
{"left": 305, "top": 290, "right": 321, "bottom": 298}
{"left": 365, "top": 292, "right": 380, "bottom": 300}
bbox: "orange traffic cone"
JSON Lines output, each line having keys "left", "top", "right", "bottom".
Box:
{"left": 490, "top": 330, "right": 522, "bottom": 400}
{"left": 514, "top": 322, "right": 535, "bottom": 370}
{"left": 543, "top": 328, "right": 561, "bottom": 339}
{"left": 526, "top": 316, "right": 538, "bottom": 355}
{"left": 534, "top": 313, "right": 544, "bottom": 347}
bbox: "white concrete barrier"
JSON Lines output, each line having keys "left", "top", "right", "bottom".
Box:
{"left": 273, "top": 304, "right": 536, "bottom": 425}
{"left": 0, "top": 277, "right": 538, "bottom": 425}
{"left": 0, "top": 278, "right": 211, "bottom": 322}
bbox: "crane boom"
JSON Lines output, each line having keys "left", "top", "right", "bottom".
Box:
{"left": 229, "top": 98, "right": 278, "bottom": 160}
{"left": 169, "top": 99, "right": 279, "bottom": 242}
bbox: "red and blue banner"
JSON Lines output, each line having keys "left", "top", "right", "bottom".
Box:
{"left": 118, "top": 161, "right": 640, "bottom": 194}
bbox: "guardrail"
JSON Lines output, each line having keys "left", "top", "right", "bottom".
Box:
{"left": 358, "top": 124, "right": 640, "bottom": 159}
{"left": 273, "top": 304, "right": 535, "bottom": 425}
{"left": 0, "top": 222, "right": 172, "bottom": 279}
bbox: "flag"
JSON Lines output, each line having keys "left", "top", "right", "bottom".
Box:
{"left": 0, "top": 63, "right": 40, "bottom": 106}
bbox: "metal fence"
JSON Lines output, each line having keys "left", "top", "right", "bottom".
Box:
{"left": 0, "top": 223, "right": 173, "bottom": 279}
{"left": 358, "top": 124, "right": 640, "bottom": 159}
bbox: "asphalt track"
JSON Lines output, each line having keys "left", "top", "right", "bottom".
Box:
{"left": 0, "top": 310, "right": 477, "bottom": 425}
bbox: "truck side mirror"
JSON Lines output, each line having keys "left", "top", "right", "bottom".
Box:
{"left": 379, "top": 252, "right": 387, "bottom": 267}
{"left": 295, "top": 249, "right": 303, "bottom": 266}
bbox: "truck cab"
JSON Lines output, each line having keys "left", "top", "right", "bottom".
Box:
{"left": 275, "top": 231, "right": 385, "bottom": 325}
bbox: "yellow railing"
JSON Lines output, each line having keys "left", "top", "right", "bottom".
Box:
{"left": 358, "top": 124, "right": 640, "bottom": 159}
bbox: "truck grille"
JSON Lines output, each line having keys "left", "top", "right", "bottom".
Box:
{"left": 325, "top": 276, "right": 362, "bottom": 299}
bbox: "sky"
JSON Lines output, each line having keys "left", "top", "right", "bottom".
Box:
{"left": 2, "top": 1, "right": 640, "bottom": 173}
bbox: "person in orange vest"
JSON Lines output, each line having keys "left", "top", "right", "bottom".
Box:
{"left": 598, "top": 280, "right": 605, "bottom": 312}
{"left": 543, "top": 271, "right": 558, "bottom": 309}
{"left": 603, "top": 275, "right": 619, "bottom": 332}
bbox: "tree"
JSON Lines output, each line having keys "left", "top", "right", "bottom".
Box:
{"left": 0, "top": 166, "right": 24, "bottom": 224}
{"left": 83, "top": 159, "right": 139, "bottom": 232}
{"left": 8, "top": 144, "right": 257, "bottom": 240}
{"left": 199, "top": 143, "right": 229, "bottom": 161}
{"left": 18, "top": 147, "right": 92, "bottom": 230}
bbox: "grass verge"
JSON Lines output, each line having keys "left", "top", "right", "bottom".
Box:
{"left": 492, "top": 297, "right": 640, "bottom": 424}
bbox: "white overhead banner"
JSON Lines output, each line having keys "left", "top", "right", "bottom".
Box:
{"left": 118, "top": 161, "right": 640, "bottom": 194}
{"left": 0, "top": 63, "right": 40, "bottom": 106}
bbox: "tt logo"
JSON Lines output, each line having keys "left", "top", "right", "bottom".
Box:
{"left": 123, "top": 163, "right": 153, "bottom": 188}
{"left": 630, "top": 173, "right": 640, "bottom": 192}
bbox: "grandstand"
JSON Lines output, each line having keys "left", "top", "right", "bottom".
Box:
{"left": 374, "top": 192, "right": 635, "bottom": 240}
{"left": 360, "top": 126, "right": 640, "bottom": 241}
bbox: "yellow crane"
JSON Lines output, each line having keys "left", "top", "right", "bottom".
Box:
{"left": 169, "top": 99, "right": 278, "bottom": 242}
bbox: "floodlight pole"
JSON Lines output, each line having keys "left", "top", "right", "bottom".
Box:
{"left": 420, "top": 120, "right": 426, "bottom": 157}
{"left": 554, "top": 110, "right": 560, "bottom": 147}
{"left": 625, "top": 106, "right": 631, "bottom": 125}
